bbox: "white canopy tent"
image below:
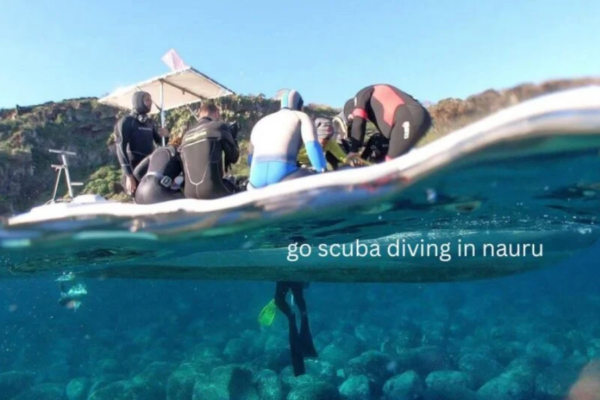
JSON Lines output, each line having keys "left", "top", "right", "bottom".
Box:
{"left": 99, "top": 66, "right": 235, "bottom": 145}
{"left": 99, "top": 66, "right": 235, "bottom": 114}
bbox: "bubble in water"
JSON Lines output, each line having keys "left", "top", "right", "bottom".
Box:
{"left": 8, "top": 304, "right": 17, "bottom": 312}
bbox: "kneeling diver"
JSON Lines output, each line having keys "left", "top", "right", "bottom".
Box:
{"left": 247, "top": 89, "right": 327, "bottom": 188}
{"left": 132, "top": 137, "right": 184, "bottom": 204}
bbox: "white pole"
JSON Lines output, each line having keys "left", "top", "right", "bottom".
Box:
{"left": 160, "top": 81, "right": 166, "bottom": 147}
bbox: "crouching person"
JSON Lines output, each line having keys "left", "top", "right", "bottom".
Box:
{"left": 180, "top": 103, "right": 240, "bottom": 199}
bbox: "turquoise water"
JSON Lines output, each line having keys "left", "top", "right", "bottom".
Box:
{"left": 1, "top": 241, "right": 599, "bottom": 400}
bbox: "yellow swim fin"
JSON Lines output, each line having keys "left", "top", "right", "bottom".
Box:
{"left": 258, "top": 299, "right": 277, "bottom": 327}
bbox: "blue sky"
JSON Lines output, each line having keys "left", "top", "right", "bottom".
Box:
{"left": 0, "top": 0, "right": 598, "bottom": 109}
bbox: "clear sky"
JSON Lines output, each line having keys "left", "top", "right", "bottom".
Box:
{"left": 0, "top": 0, "right": 598, "bottom": 109}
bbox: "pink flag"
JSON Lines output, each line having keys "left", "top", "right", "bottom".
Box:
{"left": 162, "top": 49, "right": 188, "bottom": 71}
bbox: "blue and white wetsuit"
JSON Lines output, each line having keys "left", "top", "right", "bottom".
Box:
{"left": 248, "top": 90, "right": 327, "bottom": 189}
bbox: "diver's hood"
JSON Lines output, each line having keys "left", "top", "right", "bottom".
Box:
{"left": 132, "top": 91, "right": 151, "bottom": 115}
{"left": 315, "top": 117, "right": 334, "bottom": 140}
{"left": 278, "top": 89, "right": 304, "bottom": 111}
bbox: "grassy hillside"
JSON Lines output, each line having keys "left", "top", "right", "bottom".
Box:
{"left": 0, "top": 77, "right": 598, "bottom": 216}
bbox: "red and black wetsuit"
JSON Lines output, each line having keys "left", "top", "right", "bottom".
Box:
{"left": 344, "top": 84, "right": 432, "bottom": 159}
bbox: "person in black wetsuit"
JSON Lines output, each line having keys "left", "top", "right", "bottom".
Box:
{"left": 342, "top": 84, "right": 432, "bottom": 161}
{"left": 115, "top": 91, "right": 169, "bottom": 195}
{"left": 132, "top": 138, "right": 185, "bottom": 205}
{"left": 180, "top": 103, "right": 240, "bottom": 200}
{"left": 274, "top": 281, "right": 317, "bottom": 376}
{"left": 361, "top": 131, "right": 390, "bottom": 163}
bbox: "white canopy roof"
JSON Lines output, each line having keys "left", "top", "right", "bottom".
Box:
{"left": 98, "top": 67, "right": 235, "bottom": 114}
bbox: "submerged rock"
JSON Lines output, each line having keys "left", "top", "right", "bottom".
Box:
{"left": 338, "top": 375, "right": 372, "bottom": 400}
{"left": 87, "top": 381, "right": 137, "bottom": 400}
{"left": 411, "top": 346, "right": 453, "bottom": 376}
{"left": 381, "top": 371, "right": 424, "bottom": 400}
{"left": 167, "top": 364, "right": 205, "bottom": 400}
{"left": 526, "top": 338, "right": 565, "bottom": 366}
{"left": 477, "top": 374, "right": 533, "bottom": 400}
{"left": 223, "top": 338, "right": 250, "bottom": 362}
{"left": 95, "top": 358, "right": 122, "bottom": 375}
{"left": 0, "top": 371, "right": 36, "bottom": 399}
{"left": 12, "top": 383, "right": 65, "bottom": 400}
{"left": 66, "top": 377, "right": 90, "bottom": 400}
{"left": 534, "top": 366, "right": 579, "bottom": 400}
{"left": 131, "top": 362, "right": 175, "bottom": 400}
{"left": 458, "top": 353, "right": 503, "bottom": 388}
{"left": 425, "top": 370, "right": 476, "bottom": 391}
{"left": 209, "top": 365, "right": 257, "bottom": 399}
{"left": 253, "top": 369, "right": 284, "bottom": 400}
{"left": 346, "top": 351, "right": 393, "bottom": 387}
{"left": 287, "top": 382, "right": 340, "bottom": 400}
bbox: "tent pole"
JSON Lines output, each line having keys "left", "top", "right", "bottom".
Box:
{"left": 160, "top": 81, "right": 166, "bottom": 146}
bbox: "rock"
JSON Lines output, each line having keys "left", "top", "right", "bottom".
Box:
{"left": 209, "top": 365, "right": 256, "bottom": 399}
{"left": 458, "top": 353, "right": 503, "bottom": 388}
{"left": 382, "top": 371, "right": 424, "bottom": 400}
{"left": 253, "top": 369, "right": 284, "bottom": 400}
{"left": 66, "top": 377, "right": 90, "bottom": 400}
{"left": 425, "top": 370, "right": 476, "bottom": 391}
{"left": 321, "top": 344, "right": 353, "bottom": 369}
{"left": 505, "top": 356, "right": 543, "bottom": 386}
{"left": 224, "top": 338, "right": 249, "bottom": 362}
{"left": 131, "top": 362, "right": 174, "bottom": 400}
{"left": 354, "top": 325, "right": 384, "bottom": 349}
{"left": 287, "top": 382, "right": 340, "bottom": 400}
{"left": 526, "top": 338, "right": 565, "bottom": 366}
{"left": 87, "top": 381, "right": 137, "bottom": 400}
{"left": 45, "top": 361, "right": 70, "bottom": 383}
{"left": 87, "top": 374, "right": 127, "bottom": 396}
{"left": 167, "top": 364, "right": 205, "bottom": 400}
{"left": 412, "top": 346, "right": 453, "bottom": 376}
{"left": 477, "top": 374, "right": 533, "bottom": 400}
{"left": 95, "top": 358, "right": 122, "bottom": 375}
{"left": 192, "top": 383, "right": 227, "bottom": 400}
{"left": 12, "top": 384, "right": 65, "bottom": 400}
{"left": 280, "top": 367, "right": 319, "bottom": 390}
{"left": 0, "top": 371, "right": 36, "bottom": 399}
{"left": 534, "top": 366, "right": 579, "bottom": 400}
{"left": 346, "top": 351, "right": 393, "bottom": 387}
{"left": 492, "top": 341, "right": 525, "bottom": 365}
{"left": 423, "top": 386, "right": 480, "bottom": 400}
{"left": 339, "top": 375, "right": 372, "bottom": 400}
{"left": 305, "top": 360, "right": 337, "bottom": 383}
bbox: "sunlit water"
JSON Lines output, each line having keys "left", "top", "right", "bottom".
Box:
{"left": 1, "top": 241, "right": 599, "bottom": 400}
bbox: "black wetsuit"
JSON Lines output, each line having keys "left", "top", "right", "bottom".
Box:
{"left": 361, "top": 132, "right": 390, "bottom": 163}
{"left": 274, "top": 282, "right": 317, "bottom": 377}
{"left": 180, "top": 117, "right": 240, "bottom": 200}
{"left": 344, "top": 84, "right": 432, "bottom": 159}
{"left": 132, "top": 146, "right": 184, "bottom": 204}
{"left": 115, "top": 92, "right": 164, "bottom": 179}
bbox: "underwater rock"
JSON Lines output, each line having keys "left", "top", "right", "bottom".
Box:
{"left": 354, "top": 325, "right": 385, "bottom": 349}
{"left": 209, "top": 364, "right": 257, "bottom": 399}
{"left": 411, "top": 346, "right": 453, "bottom": 376}
{"left": 253, "top": 369, "right": 284, "bottom": 400}
{"left": 526, "top": 338, "right": 565, "bottom": 366}
{"left": 12, "top": 383, "right": 66, "bottom": 400}
{"left": 534, "top": 366, "right": 579, "bottom": 400}
{"left": 45, "top": 361, "right": 71, "bottom": 383}
{"left": 167, "top": 364, "right": 206, "bottom": 400}
{"left": 320, "top": 344, "right": 351, "bottom": 369}
{"left": 425, "top": 370, "right": 476, "bottom": 391}
{"left": 191, "top": 383, "right": 227, "bottom": 400}
{"left": 87, "top": 380, "right": 137, "bottom": 400}
{"left": 87, "top": 374, "right": 127, "bottom": 395}
{"left": 421, "top": 321, "right": 448, "bottom": 346}
{"left": 130, "top": 362, "right": 175, "bottom": 400}
{"left": 504, "top": 356, "right": 543, "bottom": 387}
{"left": 286, "top": 382, "right": 340, "bottom": 400}
{"left": 66, "top": 377, "right": 90, "bottom": 400}
{"left": 491, "top": 341, "right": 526, "bottom": 365}
{"left": 477, "top": 374, "right": 533, "bottom": 400}
{"left": 280, "top": 367, "right": 319, "bottom": 391}
{"left": 224, "top": 338, "right": 250, "bottom": 362}
{"left": 423, "top": 385, "right": 480, "bottom": 400}
{"left": 458, "top": 353, "right": 503, "bottom": 388}
{"left": 346, "top": 351, "right": 393, "bottom": 387}
{"left": 305, "top": 359, "right": 337, "bottom": 383}
{"left": 0, "top": 371, "right": 36, "bottom": 399}
{"left": 338, "top": 375, "right": 372, "bottom": 400}
{"left": 95, "top": 358, "right": 122, "bottom": 375}
{"left": 381, "top": 371, "right": 424, "bottom": 400}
